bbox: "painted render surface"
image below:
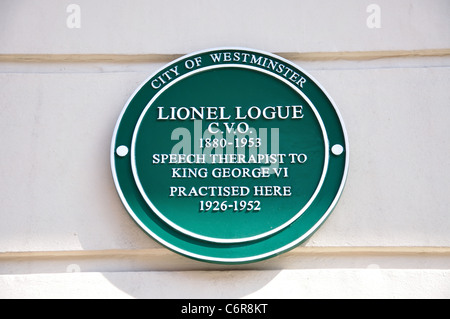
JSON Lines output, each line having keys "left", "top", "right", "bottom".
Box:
{"left": 0, "top": 0, "right": 449, "bottom": 298}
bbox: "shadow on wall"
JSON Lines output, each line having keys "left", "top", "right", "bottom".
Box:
{"left": 102, "top": 270, "right": 282, "bottom": 299}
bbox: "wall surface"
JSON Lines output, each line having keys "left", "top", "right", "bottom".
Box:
{"left": 0, "top": 0, "right": 449, "bottom": 299}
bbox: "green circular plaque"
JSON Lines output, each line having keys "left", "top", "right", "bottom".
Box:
{"left": 111, "top": 48, "right": 349, "bottom": 264}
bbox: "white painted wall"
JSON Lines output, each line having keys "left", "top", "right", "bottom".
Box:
{"left": 1, "top": 0, "right": 449, "bottom": 54}
{"left": 0, "top": 0, "right": 449, "bottom": 299}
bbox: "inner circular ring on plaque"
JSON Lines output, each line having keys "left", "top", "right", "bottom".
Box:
{"left": 131, "top": 65, "right": 329, "bottom": 243}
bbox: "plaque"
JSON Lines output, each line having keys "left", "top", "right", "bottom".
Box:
{"left": 111, "top": 48, "right": 349, "bottom": 264}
